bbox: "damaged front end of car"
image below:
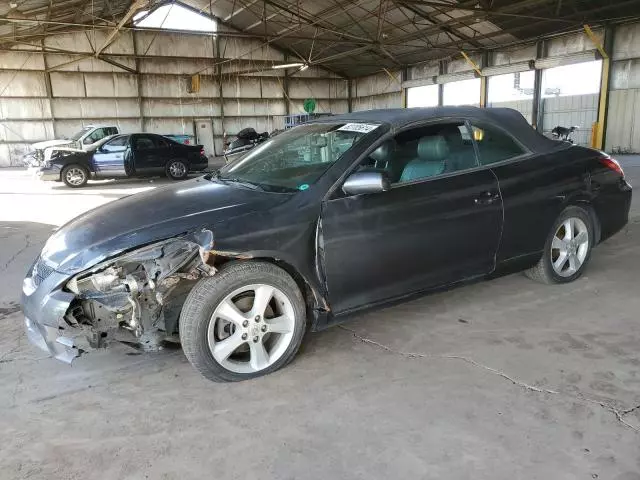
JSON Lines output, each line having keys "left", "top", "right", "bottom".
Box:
{"left": 23, "top": 229, "right": 217, "bottom": 362}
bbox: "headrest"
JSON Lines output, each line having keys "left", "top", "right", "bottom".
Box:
{"left": 417, "top": 135, "right": 448, "bottom": 162}
{"left": 370, "top": 139, "right": 396, "bottom": 163}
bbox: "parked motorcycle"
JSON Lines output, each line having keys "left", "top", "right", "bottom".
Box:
{"left": 551, "top": 125, "right": 579, "bottom": 143}
{"left": 223, "top": 128, "right": 269, "bottom": 162}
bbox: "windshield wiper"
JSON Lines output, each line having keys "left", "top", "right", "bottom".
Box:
{"left": 215, "top": 175, "right": 264, "bottom": 191}
{"left": 209, "top": 172, "right": 295, "bottom": 193}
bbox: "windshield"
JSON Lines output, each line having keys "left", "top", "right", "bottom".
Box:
{"left": 216, "top": 122, "right": 377, "bottom": 192}
{"left": 69, "top": 126, "right": 93, "bottom": 141}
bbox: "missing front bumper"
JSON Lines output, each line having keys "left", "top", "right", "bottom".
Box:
{"left": 22, "top": 269, "right": 83, "bottom": 363}
{"left": 22, "top": 232, "right": 215, "bottom": 364}
{"left": 24, "top": 316, "right": 80, "bottom": 363}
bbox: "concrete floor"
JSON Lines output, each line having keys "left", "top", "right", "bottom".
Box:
{"left": 1, "top": 159, "right": 639, "bottom": 480}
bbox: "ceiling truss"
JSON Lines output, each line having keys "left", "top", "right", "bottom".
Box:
{"left": 0, "top": 0, "right": 639, "bottom": 76}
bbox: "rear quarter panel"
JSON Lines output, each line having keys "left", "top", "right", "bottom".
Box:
{"left": 587, "top": 156, "right": 632, "bottom": 241}
{"left": 183, "top": 145, "right": 208, "bottom": 171}
{"left": 491, "top": 145, "right": 596, "bottom": 263}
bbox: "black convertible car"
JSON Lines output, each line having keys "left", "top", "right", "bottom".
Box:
{"left": 21, "top": 107, "right": 631, "bottom": 382}
{"left": 35, "top": 133, "right": 208, "bottom": 187}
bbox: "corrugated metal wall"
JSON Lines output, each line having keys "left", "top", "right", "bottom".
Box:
{"left": 605, "top": 23, "right": 640, "bottom": 153}
{"left": 606, "top": 89, "right": 640, "bottom": 153}
{"left": 0, "top": 30, "right": 348, "bottom": 166}
{"left": 352, "top": 71, "right": 402, "bottom": 111}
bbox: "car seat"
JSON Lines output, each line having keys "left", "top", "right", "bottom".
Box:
{"left": 440, "top": 125, "right": 476, "bottom": 172}
{"left": 400, "top": 136, "right": 448, "bottom": 183}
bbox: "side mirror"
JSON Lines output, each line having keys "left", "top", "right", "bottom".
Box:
{"left": 342, "top": 171, "right": 390, "bottom": 196}
{"left": 83, "top": 137, "right": 93, "bottom": 145}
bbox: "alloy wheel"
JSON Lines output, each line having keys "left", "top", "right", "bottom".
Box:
{"left": 207, "top": 284, "right": 295, "bottom": 374}
{"left": 65, "top": 167, "right": 86, "bottom": 186}
{"left": 169, "top": 161, "right": 186, "bottom": 178}
{"left": 550, "top": 217, "right": 589, "bottom": 277}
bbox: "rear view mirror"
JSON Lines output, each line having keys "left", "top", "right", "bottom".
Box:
{"left": 342, "top": 172, "right": 390, "bottom": 196}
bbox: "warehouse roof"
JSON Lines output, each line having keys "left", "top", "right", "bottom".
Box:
{"left": 1, "top": 0, "right": 639, "bottom": 77}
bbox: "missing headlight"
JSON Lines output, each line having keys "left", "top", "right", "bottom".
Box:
{"left": 64, "top": 234, "right": 215, "bottom": 351}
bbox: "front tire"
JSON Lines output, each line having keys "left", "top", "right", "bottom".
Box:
{"left": 61, "top": 164, "right": 89, "bottom": 188}
{"left": 179, "top": 262, "right": 307, "bottom": 382}
{"left": 525, "top": 206, "right": 594, "bottom": 284}
{"left": 166, "top": 159, "right": 188, "bottom": 180}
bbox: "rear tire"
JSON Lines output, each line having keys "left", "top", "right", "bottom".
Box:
{"left": 61, "top": 164, "right": 89, "bottom": 188}
{"left": 525, "top": 206, "right": 594, "bottom": 284}
{"left": 166, "top": 159, "right": 188, "bottom": 180}
{"left": 179, "top": 261, "right": 307, "bottom": 382}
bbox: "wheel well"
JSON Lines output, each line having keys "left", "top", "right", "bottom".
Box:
{"left": 62, "top": 162, "right": 90, "bottom": 173}
{"left": 213, "top": 255, "right": 326, "bottom": 316}
{"left": 572, "top": 201, "right": 602, "bottom": 244}
{"left": 168, "top": 158, "right": 189, "bottom": 166}
{"left": 60, "top": 163, "right": 90, "bottom": 182}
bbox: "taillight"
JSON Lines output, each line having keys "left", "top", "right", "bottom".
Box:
{"left": 600, "top": 156, "right": 624, "bottom": 177}
{"left": 200, "top": 148, "right": 205, "bottom": 156}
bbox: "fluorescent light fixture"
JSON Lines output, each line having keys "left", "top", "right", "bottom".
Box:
{"left": 272, "top": 63, "right": 305, "bottom": 69}
{"left": 299, "top": 65, "right": 309, "bottom": 72}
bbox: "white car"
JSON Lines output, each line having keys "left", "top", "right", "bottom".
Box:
{"left": 24, "top": 125, "right": 119, "bottom": 166}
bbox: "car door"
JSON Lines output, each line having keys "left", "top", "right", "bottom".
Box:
{"left": 91, "top": 135, "right": 130, "bottom": 177}
{"left": 152, "top": 135, "right": 175, "bottom": 171}
{"left": 320, "top": 120, "right": 504, "bottom": 314}
{"left": 132, "top": 134, "right": 166, "bottom": 175}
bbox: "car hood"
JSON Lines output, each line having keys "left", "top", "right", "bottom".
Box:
{"left": 41, "top": 177, "right": 291, "bottom": 274}
{"left": 50, "top": 146, "right": 84, "bottom": 153}
{"left": 32, "top": 139, "right": 74, "bottom": 150}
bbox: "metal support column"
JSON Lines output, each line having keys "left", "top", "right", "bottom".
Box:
{"left": 40, "top": 39, "right": 57, "bottom": 137}
{"left": 479, "top": 51, "right": 489, "bottom": 108}
{"left": 401, "top": 68, "right": 408, "bottom": 108}
{"left": 348, "top": 79, "right": 353, "bottom": 113}
{"left": 585, "top": 24, "right": 613, "bottom": 150}
{"left": 132, "top": 31, "right": 145, "bottom": 132}
{"left": 283, "top": 58, "right": 290, "bottom": 116}
{"left": 215, "top": 36, "right": 225, "bottom": 152}
{"left": 531, "top": 40, "right": 544, "bottom": 131}
{"left": 438, "top": 60, "right": 445, "bottom": 106}
{"left": 461, "top": 51, "right": 484, "bottom": 107}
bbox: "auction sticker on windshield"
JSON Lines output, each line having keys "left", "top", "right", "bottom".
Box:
{"left": 337, "top": 123, "right": 379, "bottom": 133}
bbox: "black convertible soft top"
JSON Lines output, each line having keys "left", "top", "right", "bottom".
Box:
{"left": 311, "top": 107, "right": 564, "bottom": 153}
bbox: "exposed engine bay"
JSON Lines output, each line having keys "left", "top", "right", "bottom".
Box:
{"left": 62, "top": 231, "right": 216, "bottom": 353}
